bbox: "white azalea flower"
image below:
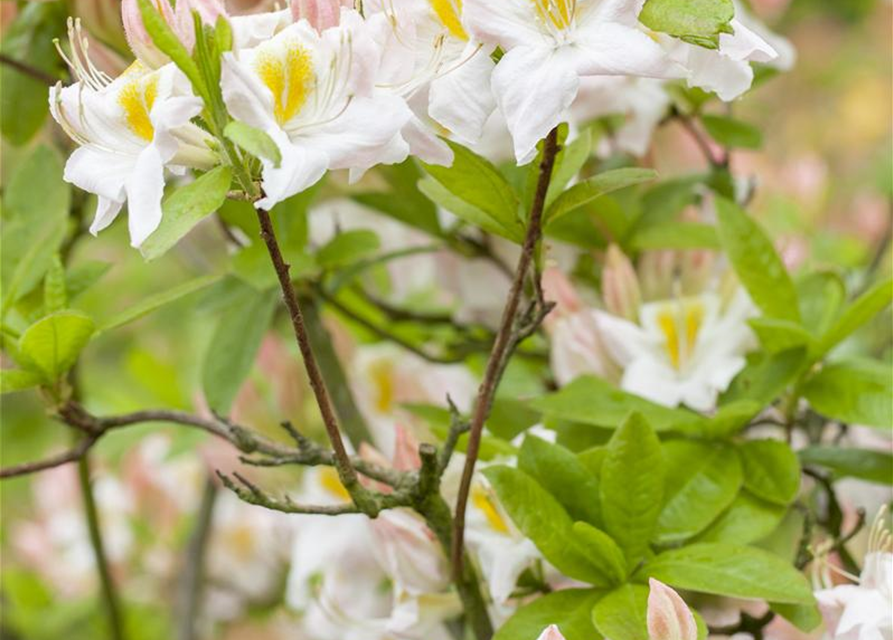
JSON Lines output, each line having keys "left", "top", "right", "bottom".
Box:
{"left": 221, "top": 9, "right": 413, "bottom": 210}
{"left": 815, "top": 508, "right": 893, "bottom": 640}
{"left": 596, "top": 290, "right": 756, "bottom": 411}
{"left": 463, "top": 0, "right": 682, "bottom": 163}
{"left": 50, "top": 22, "right": 214, "bottom": 246}
{"left": 365, "top": 0, "right": 496, "bottom": 161}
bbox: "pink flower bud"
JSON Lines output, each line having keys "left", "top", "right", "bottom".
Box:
{"left": 542, "top": 266, "right": 583, "bottom": 326}
{"left": 392, "top": 424, "right": 422, "bottom": 472}
{"left": 647, "top": 579, "right": 698, "bottom": 640}
{"left": 638, "top": 250, "right": 677, "bottom": 301}
{"left": 536, "top": 625, "right": 567, "bottom": 640}
{"left": 122, "top": 0, "right": 226, "bottom": 68}
{"left": 602, "top": 244, "right": 641, "bottom": 322}
{"left": 290, "top": 0, "right": 347, "bottom": 32}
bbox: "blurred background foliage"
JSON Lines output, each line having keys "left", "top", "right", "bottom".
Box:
{"left": 0, "top": 0, "right": 890, "bottom": 637}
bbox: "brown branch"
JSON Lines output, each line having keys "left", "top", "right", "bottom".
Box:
{"left": 0, "top": 53, "right": 58, "bottom": 85}
{"left": 255, "top": 207, "right": 379, "bottom": 513}
{"left": 451, "top": 127, "right": 560, "bottom": 579}
{"left": 0, "top": 435, "right": 98, "bottom": 479}
{"left": 176, "top": 475, "right": 218, "bottom": 640}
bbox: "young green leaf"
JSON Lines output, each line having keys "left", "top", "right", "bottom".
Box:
{"left": 656, "top": 441, "right": 743, "bottom": 544}
{"left": 592, "top": 584, "right": 649, "bottom": 640}
{"left": 316, "top": 230, "right": 381, "bottom": 270}
{"left": 816, "top": 277, "right": 892, "bottom": 357}
{"left": 18, "top": 311, "right": 96, "bottom": 381}
{"left": 715, "top": 198, "right": 800, "bottom": 323}
{"left": 418, "top": 176, "right": 524, "bottom": 242}
{"left": 738, "top": 440, "right": 801, "bottom": 506}
{"left": 99, "top": 275, "right": 222, "bottom": 333}
{"left": 1, "top": 369, "right": 45, "bottom": 394}
{"left": 629, "top": 222, "right": 720, "bottom": 251}
{"left": 771, "top": 602, "right": 823, "bottom": 633}
{"left": 519, "top": 435, "right": 602, "bottom": 526}
{"left": 600, "top": 413, "right": 665, "bottom": 565}
{"left": 43, "top": 255, "right": 67, "bottom": 314}
{"left": 225, "top": 122, "right": 282, "bottom": 168}
{"left": 701, "top": 115, "right": 763, "bottom": 149}
{"left": 695, "top": 491, "right": 786, "bottom": 545}
{"left": 801, "top": 359, "right": 892, "bottom": 429}
{"left": 798, "top": 446, "right": 892, "bottom": 485}
{"left": 571, "top": 522, "right": 629, "bottom": 584}
{"left": 748, "top": 318, "right": 815, "bottom": 355}
{"left": 493, "top": 589, "right": 604, "bottom": 640}
{"left": 796, "top": 271, "right": 846, "bottom": 337}
{"left": 141, "top": 166, "right": 234, "bottom": 261}
{"left": 641, "top": 542, "right": 815, "bottom": 604}
{"left": 202, "top": 288, "right": 278, "bottom": 413}
{"left": 545, "top": 168, "right": 658, "bottom": 225}
{"left": 639, "top": 0, "right": 735, "bottom": 49}
{"left": 720, "top": 347, "right": 807, "bottom": 406}
{"left": 482, "top": 465, "right": 621, "bottom": 586}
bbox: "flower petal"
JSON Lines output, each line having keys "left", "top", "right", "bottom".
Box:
{"left": 429, "top": 43, "right": 496, "bottom": 145}
{"left": 125, "top": 145, "right": 167, "bottom": 247}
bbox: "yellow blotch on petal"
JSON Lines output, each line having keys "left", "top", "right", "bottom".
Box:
{"left": 256, "top": 42, "right": 315, "bottom": 125}
{"left": 118, "top": 72, "right": 159, "bottom": 142}
{"left": 472, "top": 486, "right": 510, "bottom": 535}
{"left": 370, "top": 360, "right": 396, "bottom": 414}
{"left": 319, "top": 467, "right": 352, "bottom": 502}
{"left": 532, "top": 0, "right": 575, "bottom": 30}
{"left": 656, "top": 300, "right": 705, "bottom": 371}
{"left": 429, "top": 0, "right": 468, "bottom": 40}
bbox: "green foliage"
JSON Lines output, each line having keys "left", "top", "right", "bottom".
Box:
{"left": 494, "top": 589, "right": 603, "bottom": 640}
{"left": 545, "top": 168, "right": 658, "bottom": 226}
{"left": 715, "top": 198, "right": 800, "bottom": 323}
{"left": 354, "top": 160, "right": 442, "bottom": 237}
{"left": 317, "top": 230, "right": 381, "bottom": 270}
{"left": 99, "top": 275, "right": 222, "bottom": 333}
{"left": 799, "top": 446, "right": 892, "bottom": 485}
{"left": 701, "top": 114, "right": 763, "bottom": 149}
{"left": 738, "top": 440, "right": 801, "bottom": 506}
{"left": 202, "top": 287, "right": 278, "bottom": 413}
{"left": 600, "top": 413, "right": 665, "bottom": 565}
{"left": 639, "top": 0, "right": 735, "bottom": 49}
{"left": 141, "top": 167, "right": 234, "bottom": 260}
{"left": 591, "top": 584, "right": 648, "bottom": 640}
{"left": 628, "top": 222, "right": 720, "bottom": 251}
{"left": 816, "top": 277, "right": 892, "bottom": 357}
{"left": 225, "top": 122, "right": 282, "bottom": 168}
{"left": 696, "top": 492, "right": 787, "bottom": 544}
{"left": 17, "top": 311, "right": 95, "bottom": 382}
{"left": 657, "top": 441, "right": 742, "bottom": 543}
{"left": 641, "top": 542, "right": 815, "bottom": 604}
{"left": 801, "top": 359, "right": 892, "bottom": 429}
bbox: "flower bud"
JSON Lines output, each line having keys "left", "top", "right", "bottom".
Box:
{"left": 602, "top": 244, "right": 641, "bottom": 322}
{"left": 647, "top": 579, "right": 698, "bottom": 640}
{"left": 122, "top": 0, "right": 226, "bottom": 68}
{"left": 542, "top": 266, "right": 582, "bottom": 329}
{"left": 679, "top": 249, "right": 715, "bottom": 296}
{"left": 536, "top": 626, "right": 567, "bottom": 640}
{"left": 638, "top": 250, "right": 677, "bottom": 301}
{"left": 290, "top": 0, "right": 346, "bottom": 32}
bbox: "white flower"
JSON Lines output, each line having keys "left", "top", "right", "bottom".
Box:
{"left": 815, "top": 508, "right": 893, "bottom": 640}
{"left": 596, "top": 290, "right": 756, "bottom": 411}
{"left": 221, "top": 9, "right": 413, "bottom": 210}
{"left": 463, "top": 0, "right": 681, "bottom": 163}
{"left": 365, "top": 0, "right": 496, "bottom": 161}
{"left": 50, "top": 22, "right": 213, "bottom": 246}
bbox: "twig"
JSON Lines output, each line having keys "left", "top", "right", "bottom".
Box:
{"left": 78, "top": 454, "right": 126, "bottom": 640}
{"left": 0, "top": 435, "right": 98, "bottom": 479}
{"left": 676, "top": 113, "right": 725, "bottom": 168}
{"left": 216, "top": 471, "right": 363, "bottom": 515}
{"left": 0, "top": 53, "right": 58, "bottom": 85}
{"left": 176, "top": 475, "right": 218, "bottom": 640}
{"left": 451, "top": 127, "right": 560, "bottom": 580}
{"left": 255, "top": 206, "right": 379, "bottom": 514}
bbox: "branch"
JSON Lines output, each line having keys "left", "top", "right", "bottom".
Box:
{"left": 0, "top": 435, "right": 98, "bottom": 479}
{"left": 451, "top": 127, "right": 560, "bottom": 579}
{"left": 216, "top": 471, "right": 363, "bottom": 516}
{"left": 0, "top": 53, "right": 58, "bottom": 85}
{"left": 176, "top": 475, "right": 217, "bottom": 640}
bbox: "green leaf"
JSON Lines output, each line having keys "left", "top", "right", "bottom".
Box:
{"left": 483, "top": 465, "right": 621, "bottom": 586}
{"left": 698, "top": 400, "right": 762, "bottom": 439}
{"left": 641, "top": 542, "right": 815, "bottom": 604}
{"left": 715, "top": 198, "right": 800, "bottom": 323}
{"left": 592, "top": 584, "right": 648, "bottom": 640}
{"left": 18, "top": 311, "right": 95, "bottom": 381}
{"left": 421, "top": 141, "right": 522, "bottom": 241}
{"left": 639, "top": 0, "right": 735, "bottom": 49}
{"left": 629, "top": 222, "right": 720, "bottom": 251}
{"left": 493, "top": 589, "right": 604, "bottom": 640}
{"left": 354, "top": 160, "right": 441, "bottom": 237}
{"left": 66, "top": 261, "right": 112, "bottom": 300}
{"left": 696, "top": 491, "right": 786, "bottom": 544}
{"left": 202, "top": 288, "right": 278, "bottom": 413}
{"left": 418, "top": 176, "right": 524, "bottom": 242}
{"left": 1, "top": 369, "right": 44, "bottom": 394}
{"left": 141, "top": 166, "right": 234, "bottom": 260}
{"left": 225, "top": 121, "right": 281, "bottom": 167}
{"left": 519, "top": 435, "right": 602, "bottom": 526}
{"left": 546, "top": 168, "right": 658, "bottom": 226}
{"left": 137, "top": 0, "right": 207, "bottom": 100}
{"left": 801, "top": 359, "right": 892, "bottom": 429}
{"left": 701, "top": 115, "right": 763, "bottom": 149}
{"left": 738, "top": 440, "right": 801, "bottom": 506}
{"left": 546, "top": 129, "right": 593, "bottom": 206}
{"left": 600, "top": 413, "right": 665, "bottom": 565}
{"left": 316, "top": 230, "right": 381, "bottom": 269}
{"left": 43, "top": 255, "right": 67, "bottom": 314}
{"left": 99, "top": 275, "right": 221, "bottom": 333}
{"left": 817, "top": 278, "right": 892, "bottom": 357}
{"left": 657, "top": 441, "right": 743, "bottom": 544}
{"left": 720, "top": 348, "right": 807, "bottom": 406}
{"left": 572, "top": 522, "right": 628, "bottom": 584}
{"left": 531, "top": 376, "right": 705, "bottom": 432}
{"left": 796, "top": 272, "right": 846, "bottom": 337}
{"left": 799, "top": 446, "right": 892, "bottom": 485}
{"left": 748, "top": 318, "right": 815, "bottom": 355}
{"left": 771, "top": 602, "right": 823, "bottom": 633}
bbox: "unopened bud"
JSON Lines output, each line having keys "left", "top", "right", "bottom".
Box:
{"left": 290, "top": 0, "right": 346, "bottom": 32}
{"left": 536, "top": 626, "right": 567, "bottom": 640}
{"left": 122, "top": 0, "right": 226, "bottom": 68}
{"left": 602, "top": 244, "right": 641, "bottom": 322}
{"left": 647, "top": 579, "right": 698, "bottom": 640}
{"left": 542, "top": 265, "right": 582, "bottom": 328}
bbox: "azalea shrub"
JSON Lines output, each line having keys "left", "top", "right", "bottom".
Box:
{"left": 0, "top": 0, "right": 890, "bottom": 639}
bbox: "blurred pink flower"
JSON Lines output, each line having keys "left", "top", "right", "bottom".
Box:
{"left": 648, "top": 579, "right": 698, "bottom": 640}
